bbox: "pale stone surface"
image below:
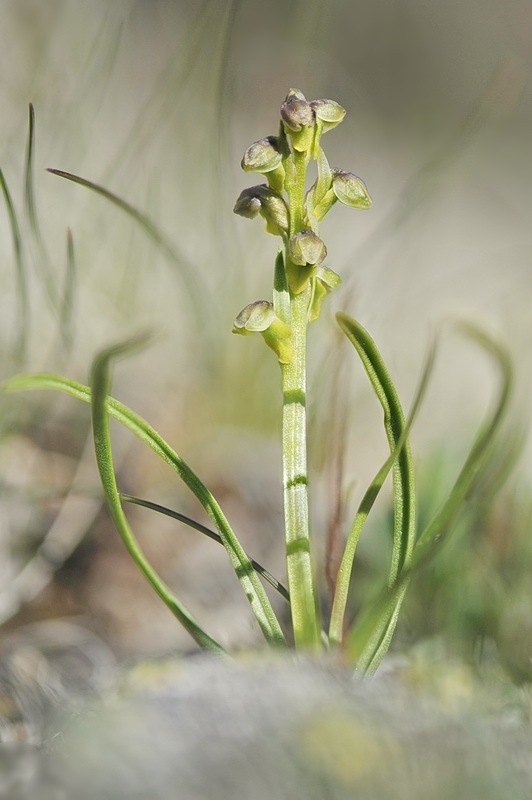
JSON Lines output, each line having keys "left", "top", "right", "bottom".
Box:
{"left": 8, "top": 654, "right": 530, "bottom": 800}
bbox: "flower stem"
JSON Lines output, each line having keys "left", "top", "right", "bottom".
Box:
{"left": 281, "top": 147, "right": 321, "bottom": 649}
{"left": 281, "top": 288, "right": 320, "bottom": 648}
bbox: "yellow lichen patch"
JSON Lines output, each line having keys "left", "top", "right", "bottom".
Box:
{"left": 400, "top": 658, "right": 476, "bottom": 714}
{"left": 298, "top": 707, "right": 401, "bottom": 787}
{"left": 120, "top": 657, "right": 185, "bottom": 695}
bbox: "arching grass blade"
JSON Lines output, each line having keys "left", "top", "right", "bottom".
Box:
{"left": 336, "top": 313, "right": 417, "bottom": 586}
{"left": 346, "top": 323, "right": 513, "bottom": 675}
{"left": 47, "top": 168, "right": 206, "bottom": 322}
{"left": 412, "top": 323, "right": 513, "bottom": 569}
{"left": 121, "top": 493, "right": 290, "bottom": 602}
{"left": 329, "top": 332, "right": 436, "bottom": 646}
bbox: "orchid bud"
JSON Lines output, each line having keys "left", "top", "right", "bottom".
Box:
{"left": 280, "top": 89, "right": 315, "bottom": 152}
{"left": 233, "top": 187, "right": 262, "bottom": 219}
{"left": 259, "top": 188, "right": 289, "bottom": 235}
{"left": 280, "top": 89, "right": 313, "bottom": 130}
{"left": 310, "top": 99, "right": 346, "bottom": 136}
{"left": 233, "top": 300, "right": 276, "bottom": 334}
{"left": 241, "top": 136, "right": 285, "bottom": 191}
{"left": 311, "top": 99, "right": 346, "bottom": 127}
{"left": 332, "top": 170, "right": 372, "bottom": 209}
{"left": 233, "top": 301, "right": 292, "bottom": 364}
{"left": 289, "top": 229, "right": 327, "bottom": 266}
{"left": 242, "top": 137, "right": 282, "bottom": 173}
{"left": 307, "top": 99, "right": 346, "bottom": 156}
{"left": 233, "top": 185, "right": 289, "bottom": 236}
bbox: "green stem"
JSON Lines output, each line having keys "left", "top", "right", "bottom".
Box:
{"left": 280, "top": 147, "right": 321, "bottom": 649}
{"left": 281, "top": 289, "right": 320, "bottom": 648}
{"left": 287, "top": 150, "right": 308, "bottom": 234}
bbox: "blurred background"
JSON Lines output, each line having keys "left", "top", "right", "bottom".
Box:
{"left": 0, "top": 0, "right": 531, "bottom": 730}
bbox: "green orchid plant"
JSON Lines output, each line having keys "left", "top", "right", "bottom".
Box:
{"left": 4, "top": 90, "right": 513, "bottom": 674}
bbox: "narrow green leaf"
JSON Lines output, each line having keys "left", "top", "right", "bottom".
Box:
{"left": 121, "top": 493, "right": 290, "bottom": 602}
{"left": 0, "top": 168, "right": 28, "bottom": 363}
{"left": 6, "top": 368, "right": 287, "bottom": 648}
{"left": 88, "top": 337, "right": 224, "bottom": 652}
{"left": 59, "top": 228, "right": 76, "bottom": 353}
{"left": 329, "top": 333, "right": 436, "bottom": 645}
{"left": 344, "top": 577, "right": 408, "bottom": 676}
{"left": 412, "top": 323, "right": 513, "bottom": 569}
{"left": 24, "top": 103, "right": 56, "bottom": 307}
{"left": 24, "top": 104, "right": 39, "bottom": 237}
{"left": 337, "top": 313, "right": 416, "bottom": 584}
{"left": 346, "top": 323, "right": 513, "bottom": 675}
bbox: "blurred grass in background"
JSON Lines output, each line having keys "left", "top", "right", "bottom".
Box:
{"left": 0, "top": 0, "right": 531, "bottom": 679}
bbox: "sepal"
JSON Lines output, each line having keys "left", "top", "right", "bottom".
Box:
{"left": 308, "top": 267, "right": 341, "bottom": 322}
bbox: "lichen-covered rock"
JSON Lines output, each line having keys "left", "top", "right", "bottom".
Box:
{"left": 10, "top": 654, "right": 529, "bottom": 800}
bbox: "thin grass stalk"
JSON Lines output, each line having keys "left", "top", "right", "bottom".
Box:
{"left": 0, "top": 168, "right": 28, "bottom": 364}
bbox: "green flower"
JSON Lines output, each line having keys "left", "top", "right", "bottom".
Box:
{"left": 310, "top": 99, "right": 346, "bottom": 130}
{"left": 241, "top": 136, "right": 285, "bottom": 191}
{"left": 233, "top": 301, "right": 292, "bottom": 363}
{"left": 280, "top": 89, "right": 314, "bottom": 130}
{"left": 280, "top": 89, "right": 316, "bottom": 152}
{"left": 312, "top": 170, "right": 372, "bottom": 221}
{"left": 289, "top": 229, "right": 327, "bottom": 266}
{"left": 242, "top": 136, "right": 282, "bottom": 173}
{"left": 332, "top": 170, "right": 372, "bottom": 209}
{"left": 233, "top": 185, "right": 289, "bottom": 236}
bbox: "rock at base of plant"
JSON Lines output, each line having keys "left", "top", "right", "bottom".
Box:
{"left": 10, "top": 654, "right": 532, "bottom": 800}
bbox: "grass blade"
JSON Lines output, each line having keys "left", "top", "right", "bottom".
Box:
{"left": 47, "top": 168, "right": 207, "bottom": 321}
{"left": 329, "top": 333, "right": 436, "bottom": 645}
{"left": 336, "top": 313, "right": 417, "bottom": 585}
{"left": 59, "top": 228, "right": 76, "bottom": 353}
{"left": 5, "top": 368, "right": 287, "bottom": 648}
{"left": 412, "top": 322, "right": 513, "bottom": 568}
{"left": 87, "top": 337, "right": 224, "bottom": 652}
{"left": 24, "top": 103, "right": 56, "bottom": 307}
{"left": 347, "top": 323, "right": 513, "bottom": 675}
{"left": 121, "top": 493, "right": 290, "bottom": 602}
{"left": 0, "top": 168, "right": 28, "bottom": 363}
